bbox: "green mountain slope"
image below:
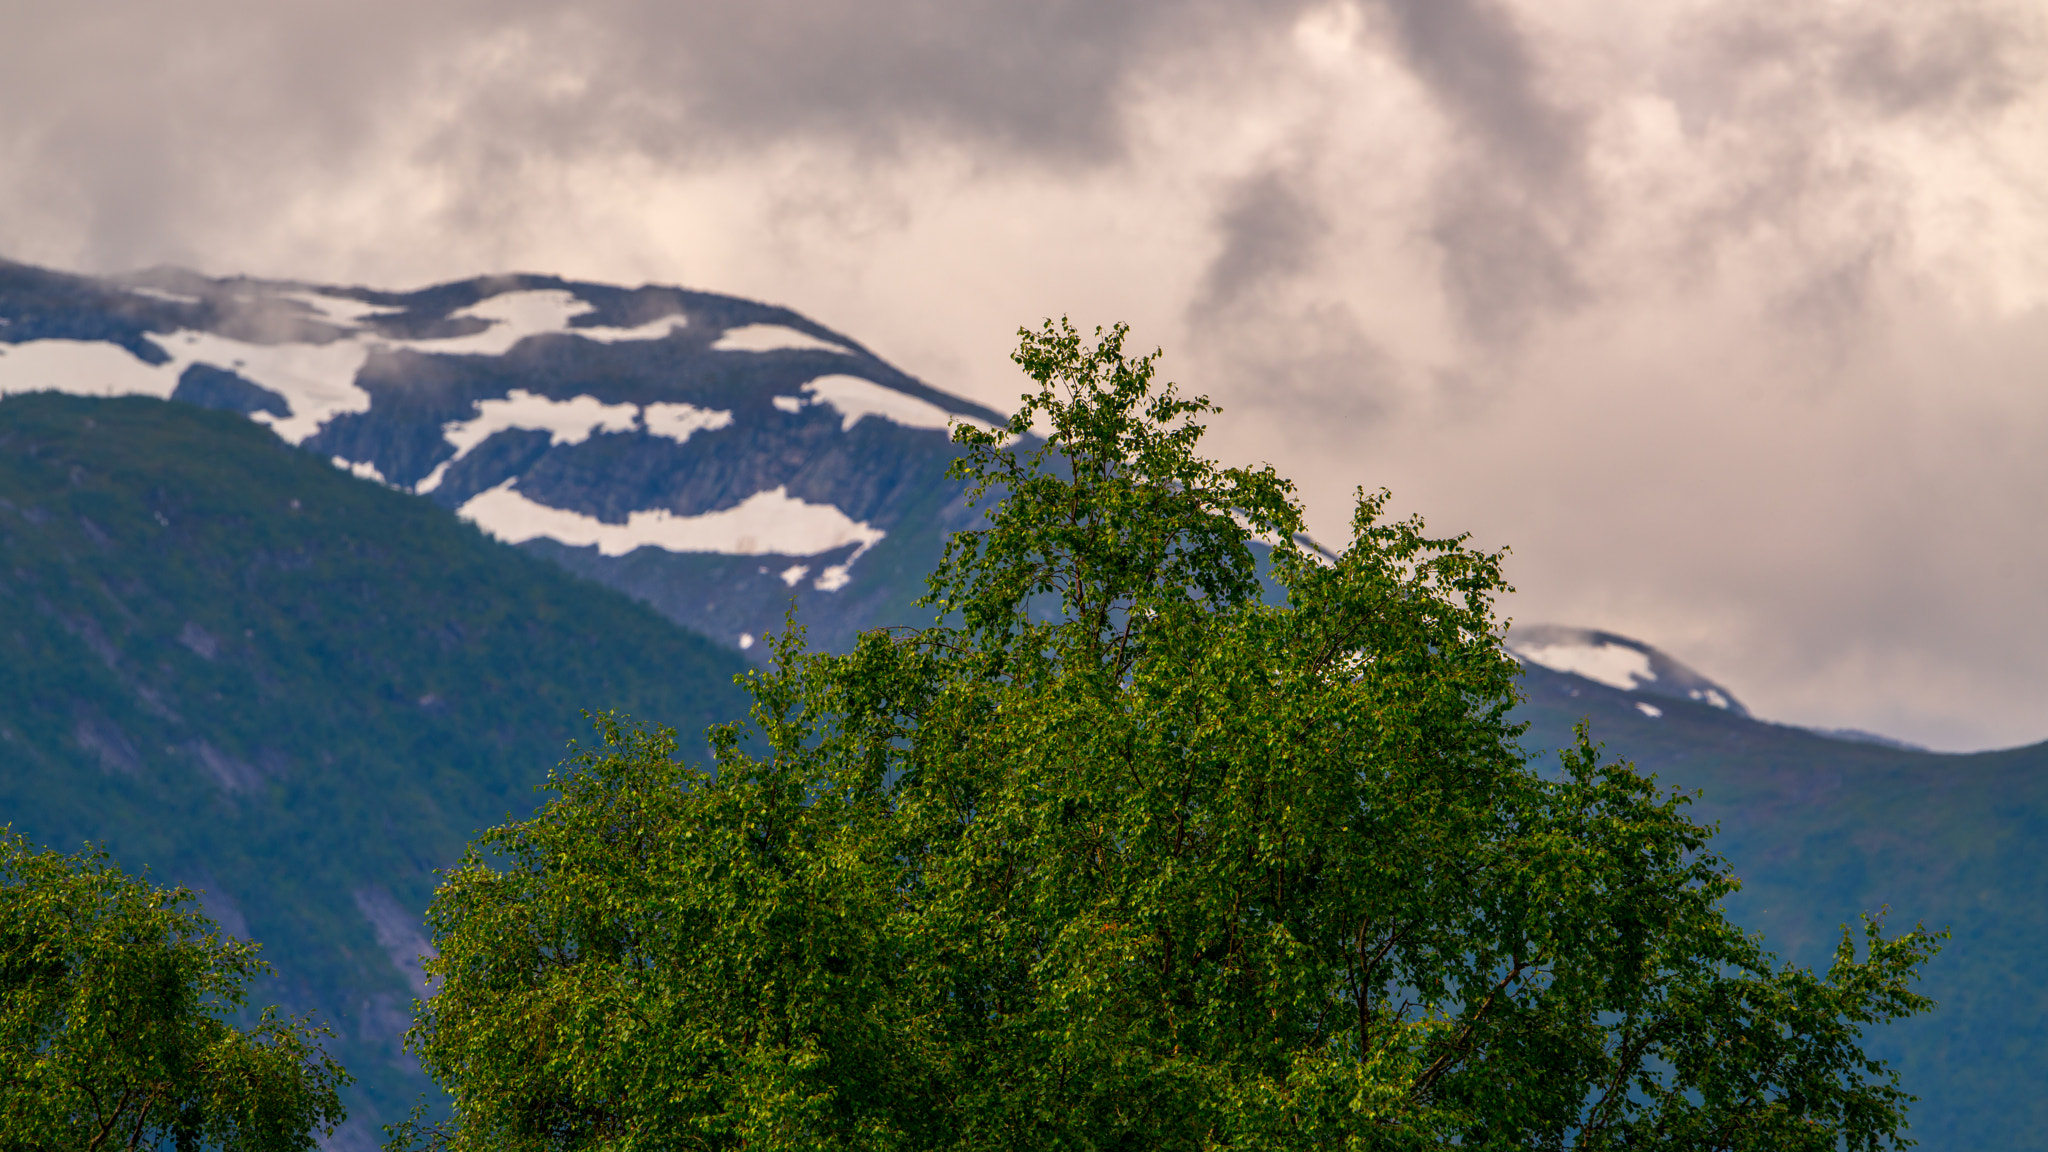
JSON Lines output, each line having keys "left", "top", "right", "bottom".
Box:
{"left": 0, "top": 393, "right": 751, "bottom": 1146}
{"left": 1514, "top": 667, "right": 2048, "bottom": 1151}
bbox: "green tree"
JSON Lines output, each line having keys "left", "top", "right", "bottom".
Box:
{"left": 0, "top": 832, "right": 348, "bottom": 1151}
{"left": 403, "top": 320, "right": 1940, "bottom": 1150}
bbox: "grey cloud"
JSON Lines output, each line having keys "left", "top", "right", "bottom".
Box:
{"left": 1366, "top": 0, "right": 1595, "bottom": 343}
{"left": 1187, "top": 167, "right": 1392, "bottom": 428}
{"left": 1199, "top": 301, "right": 1395, "bottom": 434}
{"left": 1769, "top": 238, "right": 1898, "bottom": 361}
{"left": 1371, "top": 0, "right": 1585, "bottom": 186}
{"left": 0, "top": 0, "right": 1317, "bottom": 273}
{"left": 1671, "top": 2, "right": 2038, "bottom": 126}
{"left": 1177, "top": 0, "right": 1601, "bottom": 347}
{"left": 1193, "top": 168, "right": 1329, "bottom": 315}
{"left": 1833, "top": 11, "right": 2033, "bottom": 116}
{"left": 1646, "top": 3, "right": 2041, "bottom": 349}
{"left": 569, "top": 0, "right": 1206, "bottom": 159}
{"left": 1427, "top": 175, "right": 1587, "bottom": 344}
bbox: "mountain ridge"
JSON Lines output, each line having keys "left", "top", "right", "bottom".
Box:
{"left": 0, "top": 256, "right": 1002, "bottom": 655}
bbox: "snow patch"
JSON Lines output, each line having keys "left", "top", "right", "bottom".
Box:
{"left": 0, "top": 339, "right": 180, "bottom": 399}
{"left": 1509, "top": 639, "right": 1657, "bottom": 692}
{"left": 800, "top": 374, "right": 966, "bottom": 432}
{"left": 739, "top": 633, "right": 755, "bottom": 650}
{"left": 443, "top": 389, "right": 638, "bottom": 456}
{"left": 1688, "top": 688, "right": 1731, "bottom": 710}
{"left": 129, "top": 287, "right": 201, "bottom": 305}
{"left": 282, "top": 291, "right": 394, "bottom": 324}
{"left": 333, "top": 457, "right": 388, "bottom": 484}
{"left": 572, "top": 313, "right": 689, "bottom": 343}
{"left": 779, "top": 564, "right": 809, "bottom": 587}
{"left": 172, "top": 332, "right": 374, "bottom": 444}
{"left": 418, "top": 393, "right": 729, "bottom": 492}
{"left": 371, "top": 288, "right": 684, "bottom": 353}
{"left": 1635, "top": 701, "right": 1663, "bottom": 719}
{"left": 457, "top": 481, "right": 886, "bottom": 560}
{"left": 418, "top": 390, "right": 636, "bottom": 493}
{"left": 643, "top": 401, "right": 732, "bottom": 444}
{"left": 771, "top": 395, "right": 805, "bottom": 414}
{"left": 413, "top": 460, "right": 455, "bottom": 495}
{"left": 395, "top": 290, "right": 593, "bottom": 356}
{"left": 0, "top": 333, "right": 370, "bottom": 444}
{"left": 0, "top": 288, "right": 691, "bottom": 451}
{"left": 282, "top": 285, "right": 684, "bottom": 345}
{"left": 712, "top": 324, "right": 849, "bottom": 355}
{"left": 814, "top": 564, "right": 853, "bottom": 592}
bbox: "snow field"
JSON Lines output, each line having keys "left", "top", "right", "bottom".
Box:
{"left": 1508, "top": 638, "right": 1656, "bottom": 692}
{"left": 0, "top": 288, "right": 695, "bottom": 449}
{"left": 0, "top": 339, "right": 182, "bottom": 401}
{"left": 642, "top": 402, "right": 735, "bottom": 443}
{"left": 456, "top": 482, "right": 885, "bottom": 576}
{"left": 386, "top": 290, "right": 689, "bottom": 356}
{"left": 711, "top": 323, "right": 850, "bottom": 354}
{"left": 0, "top": 332, "right": 373, "bottom": 444}
{"left": 0, "top": 288, "right": 972, "bottom": 593}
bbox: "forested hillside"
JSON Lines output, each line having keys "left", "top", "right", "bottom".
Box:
{"left": 1513, "top": 662, "right": 2048, "bottom": 1150}
{"left": 0, "top": 393, "right": 750, "bottom": 1145}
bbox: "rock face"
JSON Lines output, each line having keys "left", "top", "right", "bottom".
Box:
{"left": 0, "top": 258, "right": 1006, "bottom": 653}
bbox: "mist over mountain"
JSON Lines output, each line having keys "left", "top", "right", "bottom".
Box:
{"left": 1, "top": 257, "right": 2042, "bottom": 1149}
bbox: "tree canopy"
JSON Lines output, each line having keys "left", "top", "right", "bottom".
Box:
{"left": 0, "top": 832, "right": 348, "bottom": 1152}
{"left": 402, "top": 320, "right": 1940, "bottom": 1151}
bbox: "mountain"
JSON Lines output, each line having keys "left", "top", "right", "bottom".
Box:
{"left": 1508, "top": 630, "right": 2048, "bottom": 1152}
{"left": 1505, "top": 622, "right": 1750, "bottom": 716}
{"left": 0, "top": 258, "right": 1002, "bottom": 656}
{"left": 3, "top": 256, "right": 2043, "bottom": 1150}
{"left": 0, "top": 392, "right": 751, "bottom": 1147}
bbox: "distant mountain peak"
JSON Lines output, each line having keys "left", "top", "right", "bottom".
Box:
{"left": 1504, "top": 623, "right": 1750, "bottom": 718}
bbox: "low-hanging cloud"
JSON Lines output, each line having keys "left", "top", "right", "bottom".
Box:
{"left": 4, "top": 0, "right": 2047, "bottom": 749}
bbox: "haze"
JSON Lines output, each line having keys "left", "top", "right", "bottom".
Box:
{"left": 3, "top": 0, "right": 2044, "bottom": 751}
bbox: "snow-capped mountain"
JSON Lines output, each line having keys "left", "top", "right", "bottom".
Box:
{"left": 1505, "top": 623, "right": 1749, "bottom": 720}
{"left": 0, "top": 259, "right": 1004, "bottom": 652}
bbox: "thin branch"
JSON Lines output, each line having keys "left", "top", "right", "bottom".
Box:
{"left": 1411, "top": 958, "right": 1529, "bottom": 1098}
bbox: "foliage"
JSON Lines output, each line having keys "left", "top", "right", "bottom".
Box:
{"left": 0, "top": 832, "right": 348, "bottom": 1151}
{"left": 404, "top": 320, "right": 1941, "bottom": 1150}
{"left": 1512, "top": 671, "right": 2044, "bottom": 1152}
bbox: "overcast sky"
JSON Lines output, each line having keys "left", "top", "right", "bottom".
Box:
{"left": 5, "top": 0, "right": 2045, "bottom": 750}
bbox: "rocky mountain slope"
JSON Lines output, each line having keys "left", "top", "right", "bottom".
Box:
{"left": 0, "top": 257, "right": 1002, "bottom": 654}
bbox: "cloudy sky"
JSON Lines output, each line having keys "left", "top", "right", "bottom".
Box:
{"left": 5, "top": 0, "right": 2045, "bottom": 750}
